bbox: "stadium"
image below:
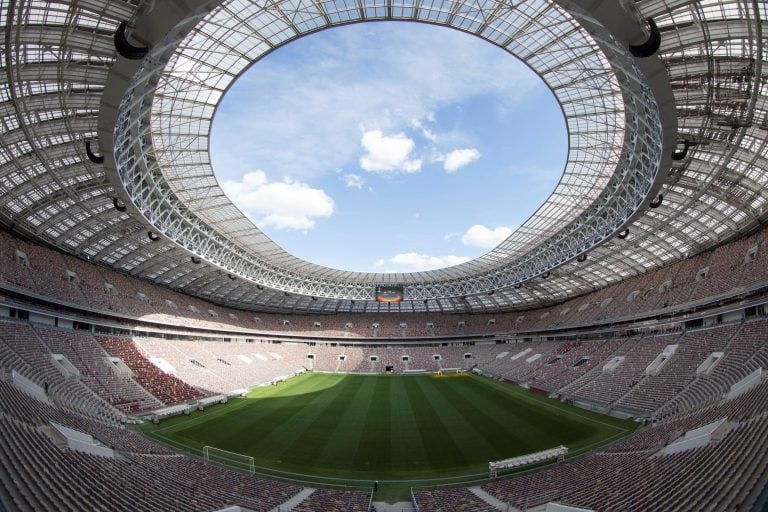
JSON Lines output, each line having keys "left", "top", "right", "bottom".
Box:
{"left": 0, "top": 0, "right": 767, "bottom": 510}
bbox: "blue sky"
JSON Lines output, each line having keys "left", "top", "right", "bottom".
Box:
{"left": 211, "top": 22, "right": 566, "bottom": 273}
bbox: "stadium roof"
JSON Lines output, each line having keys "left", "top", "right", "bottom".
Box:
{"left": 0, "top": 0, "right": 766, "bottom": 314}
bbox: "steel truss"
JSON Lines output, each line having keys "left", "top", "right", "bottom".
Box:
{"left": 113, "top": 0, "right": 662, "bottom": 302}
{"left": 1, "top": 1, "right": 763, "bottom": 314}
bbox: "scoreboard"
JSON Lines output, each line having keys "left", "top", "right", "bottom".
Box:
{"left": 375, "top": 285, "right": 404, "bottom": 303}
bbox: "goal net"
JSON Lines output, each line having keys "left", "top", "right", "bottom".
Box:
{"left": 202, "top": 446, "right": 255, "bottom": 474}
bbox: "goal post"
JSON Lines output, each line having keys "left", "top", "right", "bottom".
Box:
{"left": 202, "top": 445, "right": 255, "bottom": 474}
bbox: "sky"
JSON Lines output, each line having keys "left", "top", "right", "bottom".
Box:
{"left": 210, "top": 22, "right": 567, "bottom": 273}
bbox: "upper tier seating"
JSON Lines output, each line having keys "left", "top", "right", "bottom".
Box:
{"left": 3, "top": 226, "right": 768, "bottom": 337}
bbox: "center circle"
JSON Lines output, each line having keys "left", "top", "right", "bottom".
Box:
{"left": 210, "top": 22, "right": 566, "bottom": 273}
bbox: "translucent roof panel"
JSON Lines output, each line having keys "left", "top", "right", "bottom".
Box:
{"left": 113, "top": 0, "right": 661, "bottom": 302}
{"left": 0, "top": 1, "right": 765, "bottom": 313}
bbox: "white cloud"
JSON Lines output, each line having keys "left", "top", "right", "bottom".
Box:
{"left": 443, "top": 148, "right": 481, "bottom": 172}
{"left": 461, "top": 224, "right": 513, "bottom": 249}
{"left": 410, "top": 117, "right": 439, "bottom": 142}
{"left": 382, "top": 252, "right": 471, "bottom": 272}
{"left": 343, "top": 173, "right": 365, "bottom": 189}
{"left": 211, "top": 23, "right": 542, "bottom": 183}
{"left": 359, "top": 130, "right": 422, "bottom": 173}
{"left": 221, "top": 170, "right": 334, "bottom": 231}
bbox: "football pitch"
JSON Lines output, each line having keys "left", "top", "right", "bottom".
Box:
{"left": 141, "top": 373, "right": 636, "bottom": 484}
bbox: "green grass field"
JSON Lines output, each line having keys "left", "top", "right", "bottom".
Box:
{"left": 141, "top": 373, "right": 635, "bottom": 487}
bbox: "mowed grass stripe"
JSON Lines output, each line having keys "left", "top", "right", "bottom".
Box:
{"left": 239, "top": 375, "right": 354, "bottom": 460}
{"left": 191, "top": 373, "right": 348, "bottom": 460}
{"left": 170, "top": 373, "right": 337, "bottom": 451}
{"left": 162, "top": 372, "right": 321, "bottom": 436}
{"left": 470, "top": 377, "right": 632, "bottom": 434}
{"left": 389, "top": 376, "right": 430, "bottom": 473}
{"left": 407, "top": 377, "right": 469, "bottom": 468}
{"left": 272, "top": 375, "right": 362, "bottom": 467}
{"left": 141, "top": 373, "right": 638, "bottom": 482}
{"left": 455, "top": 377, "right": 632, "bottom": 453}
{"left": 416, "top": 377, "right": 506, "bottom": 464}
{"left": 437, "top": 377, "right": 539, "bottom": 457}
{"left": 444, "top": 377, "right": 586, "bottom": 450}
{"left": 313, "top": 375, "right": 378, "bottom": 471}
{"left": 354, "top": 377, "right": 393, "bottom": 471}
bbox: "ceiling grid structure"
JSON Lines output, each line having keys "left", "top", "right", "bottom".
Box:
{"left": 111, "top": 0, "right": 665, "bottom": 300}
{"left": 0, "top": 0, "right": 765, "bottom": 314}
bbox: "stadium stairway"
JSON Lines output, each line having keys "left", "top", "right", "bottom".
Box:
{"left": 469, "top": 486, "right": 514, "bottom": 511}
{"left": 372, "top": 501, "right": 417, "bottom": 511}
{"left": 270, "top": 487, "right": 314, "bottom": 511}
